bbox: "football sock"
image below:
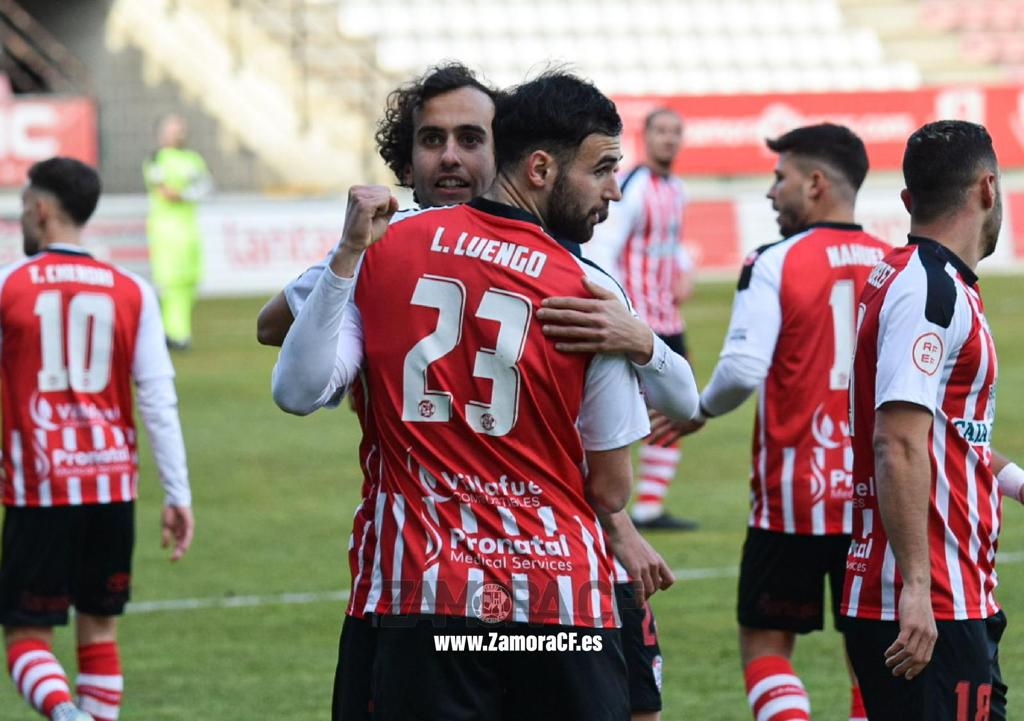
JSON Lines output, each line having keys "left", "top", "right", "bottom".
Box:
{"left": 744, "top": 655, "right": 811, "bottom": 721}
{"left": 632, "top": 442, "right": 680, "bottom": 521}
{"left": 849, "top": 685, "right": 867, "bottom": 721}
{"left": 76, "top": 642, "right": 122, "bottom": 721}
{"left": 7, "top": 639, "right": 75, "bottom": 718}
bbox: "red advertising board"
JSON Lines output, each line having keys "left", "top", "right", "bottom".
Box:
{"left": 0, "top": 96, "right": 97, "bottom": 186}
{"left": 615, "top": 85, "right": 1024, "bottom": 175}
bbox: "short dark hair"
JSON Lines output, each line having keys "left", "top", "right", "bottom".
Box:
{"left": 644, "top": 107, "right": 681, "bottom": 131}
{"left": 27, "top": 157, "right": 101, "bottom": 226}
{"left": 375, "top": 63, "right": 499, "bottom": 186}
{"left": 494, "top": 71, "right": 622, "bottom": 172}
{"left": 766, "top": 123, "right": 869, "bottom": 191}
{"left": 902, "top": 120, "right": 998, "bottom": 224}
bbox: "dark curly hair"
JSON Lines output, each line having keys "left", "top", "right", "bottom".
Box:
{"left": 375, "top": 63, "right": 499, "bottom": 187}
{"left": 28, "top": 157, "right": 101, "bottom": 226}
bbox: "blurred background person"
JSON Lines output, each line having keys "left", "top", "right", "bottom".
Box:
{"left": 143, "top": 113, "right": 212, "bottom": 351}
{"left": 586, "top": 108, "right": 697, "bottom": 531}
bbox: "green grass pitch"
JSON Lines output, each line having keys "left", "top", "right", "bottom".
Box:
{"left": 1, "top": 276, "right": 1021, "bottom": 720}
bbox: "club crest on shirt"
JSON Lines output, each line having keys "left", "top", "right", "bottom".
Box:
{"left": 912, "top": 332, "right": 943, "bottom": 375}
{"left": 418, "top": 400, "right": 436, "bottom": 418}
{"left": 470, "top": 582, "right": 512, "bottom": 623}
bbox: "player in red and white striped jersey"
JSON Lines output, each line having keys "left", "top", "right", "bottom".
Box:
{"left": 0, "top": 158, "right": 193, "bottom": 721}
{"left": 586, "top": 109, "right": 696, "bottom": 530}
{"left": 657, "top": 125, "right": 888, "bottom": 721}
{"left": 263, "top": 66, "right": 692, "bottom": 721}
{"left": 274, "top": 73, "right": 661, "bottom": 720}
{"left": 842, "top": 121, "right": 1020, "bottom": 721}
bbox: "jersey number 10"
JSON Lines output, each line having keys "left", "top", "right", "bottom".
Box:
{"left": 34, "top": 290, "right": 115, "bottom": 393}
{"left": 402, "top": 274, "right": 531, "bottom": 437}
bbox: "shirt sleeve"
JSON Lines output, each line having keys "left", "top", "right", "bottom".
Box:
{"left": 700, "top": 246, "right": 783, "bottom": 413}
{"left": 130, "top": 279, "right": 190, "bottom": 506}
{"left": 284, "top": 257, "right": 330, "bottom": 317}
{"left": 272, "top": 266, "right": 365, "bottom": 414}
{"left": 631, "top": 332, "right": 700, "bottom": 421}
{"left": 576, "top": 265, "right": 651, "bottom": 450}
{"left": 874, "top": 271, "right": 968, "bottom": 413}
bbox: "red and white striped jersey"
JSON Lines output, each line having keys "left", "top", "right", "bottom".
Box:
{"left": 0, "top": 246, "right": 173, "bottom": 507}
{"left": 351, "top": 198, "right": 649, "bottom": 628}
{"left": 585, "top": 166, "right": 690, "bottom": 335}
{"left": 721, "top": 224, "right": 890, "bottom": 535}
{"left": 842, "top": 236, "right": 1000, "bottom": 622}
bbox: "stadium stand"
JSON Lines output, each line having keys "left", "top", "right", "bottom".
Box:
{"left": 340, "top": 0, "right": 921, "bottom": 94}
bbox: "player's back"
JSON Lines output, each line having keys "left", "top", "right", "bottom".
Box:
{"left": 355, "top": 198, "right": 644, "bottom": 627}
{"left": 748, "top": 224, "right": 890, "bottom": 535}
{"left": 0, "top": 247, "right": 147, "bottom": 507}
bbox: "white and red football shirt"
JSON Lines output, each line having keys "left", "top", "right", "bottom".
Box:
{"left": 842, "top": 236, "right": 1000, "bottom": 622}
{"left": 0, "top": 246, "right": 175, "bottom": 507}
{"left": 585, "top": 165, "right": 690, "bottom": 335}
{"left": 351, "top": 197, "right": 649, "bottom": 628}
{"left": 720, "top": 224, "right": 890, "bottom": 535}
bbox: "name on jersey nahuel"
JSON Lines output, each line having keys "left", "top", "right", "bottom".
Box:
{"left": 28, "top": 264, "right": 115, "bottom": 287}
{"left": 866, "top": 260, "right": 897, "bottom": 289}
{"left": 429, "top": 226, "right": 547, "bottom": 278}
{"left": 825, "top": 244, "right": 886, "bottom": 270}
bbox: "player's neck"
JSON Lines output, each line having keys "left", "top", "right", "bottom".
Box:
{"left": 39, "top": 227, "right": 82, "bottom": 251}
{"left": 909, "top": 217, "right": 982, "bottom": 271}
{"left": 807, "top": 199, "right": 856, "bottom": 228}
{"left": 644, "top": 160, "right": 673, "bottom": 177}
{"left": 485, "top": 175, "right": 547, "bottom": 228}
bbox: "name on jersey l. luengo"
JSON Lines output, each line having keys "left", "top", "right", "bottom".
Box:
{"left": 429, "top": 226, "right": 547, "bottom": 278}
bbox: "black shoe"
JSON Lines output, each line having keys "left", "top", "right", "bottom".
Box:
{"left": 166, "top": 337, "right": 192, "bottom": 351}
{"left": 631, "top": 512, "right": 699, "bottom": 531}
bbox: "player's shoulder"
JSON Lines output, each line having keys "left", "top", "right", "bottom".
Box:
{"left": 885, "top": 239, "right": 962, "bottom": 329}
{"left": 736, "top": 233, "right": 804, "bottom": 290}
{"left": 573, "top": 255, "right": 632, "bottom": 308}
{"left": 388, "top": 204, "right": 458, "bottom": 228}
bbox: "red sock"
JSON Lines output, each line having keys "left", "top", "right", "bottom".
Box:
{"left": 744, "top": 655, "right": 811, "bottom": 721}
{"left": 6, "top": 638, "right": 74, "bottom": 717}
{"left": 850, "top": 685, "right": 868, "bottom": 721}
{"left": 77, "top": 642, "right": 123, "bottom": 721}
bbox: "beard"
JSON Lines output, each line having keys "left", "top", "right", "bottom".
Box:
{"left": 547, "top": 174, "right": 605, "bottom": 244}
{"left": 981, "top": 193, "right": 1002, "bottom": 259}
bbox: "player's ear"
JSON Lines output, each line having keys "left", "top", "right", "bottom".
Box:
{"left": 900, "top": 188, "right": 912, "bottom": 214}
{"left": 807, "top": 169, "right": 829, "bottom": 200}
{"left": 978, "top": 171, "right": 998, "bottom": 211}
{"left": 524, "top": 150, "right": 556, "bottom": 189}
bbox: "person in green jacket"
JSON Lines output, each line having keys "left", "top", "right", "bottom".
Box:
{"left": 143, "top": 114, "right": 212, "bottom": 350}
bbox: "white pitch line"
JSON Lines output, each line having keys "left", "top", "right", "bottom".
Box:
{"left": 125, "top": 551, "right": 1024, "bottom": 615}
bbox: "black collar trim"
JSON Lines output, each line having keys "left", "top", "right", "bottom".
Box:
{"left": 42, "top": 245, "right": 92, "bottom": 258}
{"left": 468, "top": 197, "right": 542, "bottom": 228}
{"left": 808, "top": 222, "right": 863, "bottom": 231}
{"left": 908, "top": 235, "right": 978, "bottom": 285}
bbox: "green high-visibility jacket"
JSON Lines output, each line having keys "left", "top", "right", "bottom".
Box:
{"left": 143, "top": 147, "right": 211, "bottom": 288}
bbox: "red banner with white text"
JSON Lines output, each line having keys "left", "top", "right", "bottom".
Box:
{"left": 615, "top": 85, "right": 1024, "bottom": 175}
{"left": 0, "top": 95, "right": 98, "bottom": 186}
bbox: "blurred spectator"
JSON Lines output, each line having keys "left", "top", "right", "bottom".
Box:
{"left": 143, "top": 114, "right": 212, "bottom": 350}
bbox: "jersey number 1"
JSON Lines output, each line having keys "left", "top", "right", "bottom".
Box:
{"left": 402, "top": 275, "right": 531, "bottom": 437}
{"left": 829, "top": 280, "right": 855, "bottom": 390}
{"left": 34, "top": 290, "right": 115, "bottom": 393}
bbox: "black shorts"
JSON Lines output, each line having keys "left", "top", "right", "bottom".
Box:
{"left": 845, "top": 611, "right": 1008, "bottom": 721}
{"left": 0, "top": 503, "right": 135, "bottom": 626}
{"left": 737, "top": 527, "right": 852, "bottom": 633}
{"left": 371, "top": 614, "right": 628, "bottom": 721}
{"left": 332, "top": 614, "right": 375, "bottom": 721}
{"left": 615, "top": 582, "right": 663, "bottom": 713}
{"left": 657, "top": 332, "right": 688, "bottom": 360}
